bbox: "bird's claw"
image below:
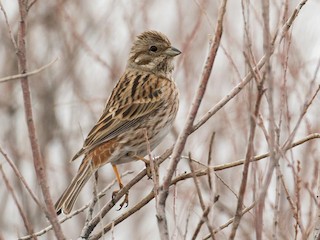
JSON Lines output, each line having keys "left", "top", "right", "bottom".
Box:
{"left": 112, "top": 189, "right": 129, "bottom": 210}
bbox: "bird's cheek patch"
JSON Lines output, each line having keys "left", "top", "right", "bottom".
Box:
{"left": 134, "top": 57, "right": 140, "bottom": 63}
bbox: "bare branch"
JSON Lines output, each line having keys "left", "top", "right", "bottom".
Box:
{"left": 229, "top": 64, "right": 265, "bottom": 240}
{"left": 16, "top": 1, "right": 64, "bottom": 239}
{"left": 207, "top": 132, "right": 215, "bottom": 191}
{"left": 313, "top": 166, "right": 320, "bottom": 240}
{"left": 76, "top": 132, "right": 319, "bottom": 239}
{"left": 0, "top": 57, "right": 58, "bottom": 83}
{"left": 212, "top": 133, "right": 320, "bottom": 172}
{"left": 203, "top": 202, "right": 256, "bottom": 240}
{"left": 0, "top": 164, "right": 36, "bottom": 239}
{"left": 19, "top": 171, "right": 133, "bottom": 240}
{"left": 0, "top": 146, "right": 44, "bottom": 209}
{"left": 192, "top": 0, "right": 310, "bottom": 133}
{"left": 27, "top": 0, "right": 37, "bottom": 11}
{"left": 188, "top": 153, "right": 215, "bottom": 239}
{"left": 156, "top": 1, "right": 228, "bottom": 238}
{"left": 0, "top": 0, "right": 17, "bottom": 49}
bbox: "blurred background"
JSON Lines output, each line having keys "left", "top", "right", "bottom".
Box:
{"left": 0, "top": 0, "right": 320, "bottom": 239}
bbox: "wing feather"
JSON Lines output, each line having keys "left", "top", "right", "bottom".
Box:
{"left": 71, "top": 71, "right": 168, "bottom": 161}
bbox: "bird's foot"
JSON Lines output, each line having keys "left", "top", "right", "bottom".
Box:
{"left": 112, "top": 184, "right": 129, "bottom": 210}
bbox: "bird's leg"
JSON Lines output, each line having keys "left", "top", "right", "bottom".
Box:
{"left": 133, "top": 155, "right": 152, "bottom": 179}
{"left": 111, "top": 164, "right": 129, "bottom": 210}
{"left": 94, "top": 170, "right": 99, "bottom": 181}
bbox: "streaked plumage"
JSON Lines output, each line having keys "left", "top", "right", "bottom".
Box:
{"left": 55, "top": 30, "right": 181, "bottom": 215}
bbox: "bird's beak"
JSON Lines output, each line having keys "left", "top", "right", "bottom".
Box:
{"left": 165, "top": 47, "right": 181, "bottom": 57}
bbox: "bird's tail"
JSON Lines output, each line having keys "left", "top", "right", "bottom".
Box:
{"left": 55, "top": 160, "right": 95, "bottom": 215}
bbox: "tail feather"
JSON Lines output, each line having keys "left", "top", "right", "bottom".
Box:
{"left": 55, "top": 162, "right": 95, "bottom": 215}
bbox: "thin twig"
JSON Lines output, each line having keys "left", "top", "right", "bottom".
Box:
{"left": 313, "top": 165, "right": 320, "bottom": 240}
{"left": 294, "top": 161, "right": 305, "bottom": 237}
{"left": 58, "top": 7, "right": 114, "bottom": 76}
{"left": 213, "top": 133, "right": 320, "bottom": 172}
{"left": 272, "top": 160, "right": 282, "bottom": 240}
{"left": 144, "top": 129, "right": 159, "bottom": 206}
{"left": 203, "top": 202, "right": 256, "bottom": 240}
{"left": 183, "top": 194, "right": 196, "bottom": 240}
{"left": 0, "top": 146, "right": 44, "bottom": 210}
{"left": 83, "top": 171, "right": 100, "bottom": 231}
{"left": 192, "top": 206, "right": 212, "bottom": 240}
{"left": 19, "top": 171, "right": 133, "bottom": 240}
{"left": 0, "top": 57, "right": 58, "bottom": 83}
{"left": 255, "top": 1, "right": 273, "bottom": 240}
{"left": 80, "top": 169, "right": 147, "bottom": 238}
{"left": 88, "top": 190, "right": 155, "bottom": 240}
{"left": 283, "top": 59, "right": 320, "bottom": 150}
{"left": 207, "top": 132, "right": 215, "bottom": 191}
{"left": 0, "top": 0, "right": 17, "bottom": 49}
{"left": 27, "top": 0, "right": 37, "bottom": 11}
{"left": 188, "top": 153, "right": 215, "bottom": 240}
{"left": 0, "top": 164, "right": 36, "bottom": 239}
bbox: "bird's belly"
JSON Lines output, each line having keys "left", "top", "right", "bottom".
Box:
{"left": 108, "top": 92, "right": 178, "bottom": 165}
{"left": 109, "top": 114, "right": 175, "bottom": 165}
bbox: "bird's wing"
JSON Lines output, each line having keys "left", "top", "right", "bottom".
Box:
{"left": 71, "top": 73, "right": 169, "bottom": 161}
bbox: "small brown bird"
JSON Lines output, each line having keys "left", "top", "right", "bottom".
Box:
{"left": 55, "top": 30, "right": 181, "bottom": 215}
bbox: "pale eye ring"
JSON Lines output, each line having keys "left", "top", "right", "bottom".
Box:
{"left": 149, "top": 45, "right": 158, "bottom": 52}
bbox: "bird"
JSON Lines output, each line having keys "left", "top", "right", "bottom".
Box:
{"left": 55, "top": 30, "right": 181, "bottom": 215}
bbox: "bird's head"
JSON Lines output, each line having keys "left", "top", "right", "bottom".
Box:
{"left": 127, "top": 30, "right": 181, "bottom": 78}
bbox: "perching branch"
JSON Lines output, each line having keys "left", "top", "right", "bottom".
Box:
{"left": 20, "top": 132, "right": 320, "bottom": 239}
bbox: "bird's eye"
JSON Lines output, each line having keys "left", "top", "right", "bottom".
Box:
{"left": 149, "top": 45, "right": 158, "bottom": 52}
